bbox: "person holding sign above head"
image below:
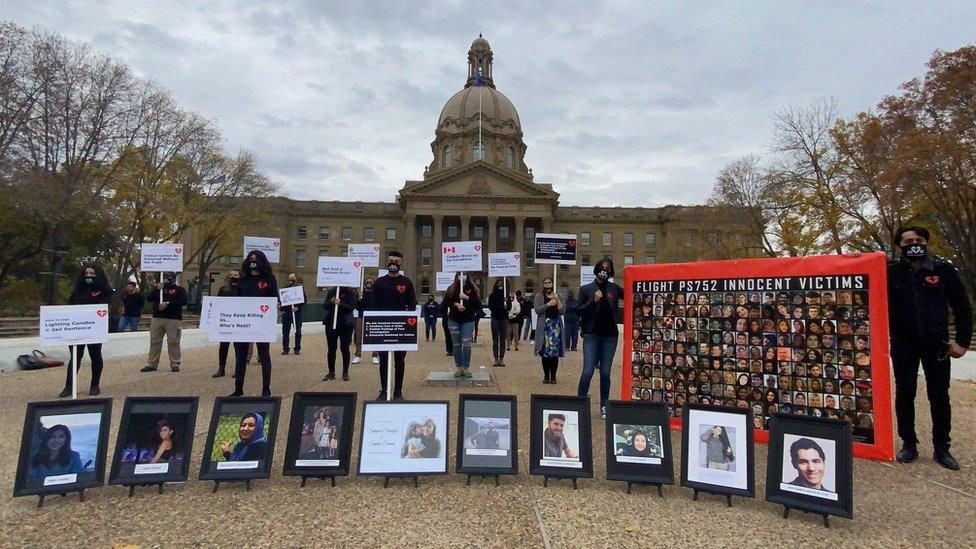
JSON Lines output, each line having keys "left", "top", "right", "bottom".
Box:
{"left": 576, "top": 258, "right": 624, "bottom": 419}
{"left": 213, "top": 270, "right": 241, "bottom": 378}
{"left": 280, "top": 273, "right": 304, "bottom": 356}
{"left": 369, "top": 251, "right": 417, "bottom": 400}
{"left": 535, "top": 278, "right": 566, "bottom": 383}
{"left": 444, "top": 272, "right": 483, "bottom": 377}
{"left": 141, "top": 272, "right": 187, "bottom": 373}
{"left": 322, "top": 285, "right": 358, "bottom": 381}
{"left": 488, "top": 279, "right": 511, "bottom": 367}
{"left": 58, "top": 264, "right": 115, "bottom": 398}
{"left": 229, "top": 250, "right": 279, "bottom": 397}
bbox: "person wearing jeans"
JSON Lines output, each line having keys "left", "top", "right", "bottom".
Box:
{"left": 576, "top": 258, "right": 624, "bottom": 418}
{"left": 322, "top": 286, "right": 358, "bottom": 381}
{"left": 118, "top": 281, "right": 144, "bottom": 332}
{"left": 487, "top": 279, "right": 511, "bottom": 367}
{"left": 281, "top": 273, "right": 305, "bottom": 355}
{"left": 444, "top": 273, "right": 482, "bottom": 378}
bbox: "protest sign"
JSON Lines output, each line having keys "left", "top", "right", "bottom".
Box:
{"left": 278, "top": 286, "right": 305, "bottom": 307}
{"left": 316, "top": 257, "right": 363, "bottom": 288}
{"left": 442, "top": 241, "right": 483, "bottom": 273}
{"left": 206, "top": 297, "right": 279, "bottom": 343}
{"left": 488, "top": 252, "right": 521, "bottom": 278}
{"left": 535, "top": 233, "right": 577, "bottom": 265}
{"left": 140, "top": 243, "right": 184, "bottom": 272}
{"left": 362, "top": 310, "right": 420, "bottom": 352}
{"left": 39, "top": 305, "right": 110, "bottom": 346}
{"left": 243, "top": 236, "right": 281, "bottom": 264}
{"left": 348, "top": 243, "right": 382, "bottom": 268}
{"left": 436, "top": 271, "right": 456, "bottom": 292}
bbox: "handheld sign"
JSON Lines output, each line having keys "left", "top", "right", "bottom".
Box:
{"left": 200, "top": 296, "right": 216, "bottom": 332}
{"left": 535, "top": 233, "right": 577, "bottom": 265}
{"left": 442, "top": 240, "right": 483, "bottom": 273}
{"left": 278, "top": 286, "right": 305, "bottom": 307}
{"left": 39, "top": 304, "right": 110, "bottom": 399}
{"left": 316, "top": 257, "right": 363, "bottom": 288}
{"left": 206, "top": 297, "right": 279, "bottom": 343}
{"left": 361, "top": 310, "right": 420, "bottom": 352}
{"left": 243, "top": 236, "right": 281, "bottom": 264}
{"left": 140, "top": 243, "right": 184, "bottom": 272}
{"left": 436, "top": 271, "right": 456, "bottom": 292}
{"left": 580, "top": 266, "right": 614, "bottom": 287}
{"left": 488, "top": 252, "right": 521, "bottom": 278}
{"left": 348, "top": 244, "right": 382, "bottom": 268}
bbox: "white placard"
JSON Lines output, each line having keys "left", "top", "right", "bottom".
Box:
{"left": 295, "top": 459, "right": 340, "bottom": 467}
{"left": 316, "top": 257, "right": 363, "bottom": 288}
{"left": 140, "top": 243, "right": 184, "bottom": 272}
{"left": 134, "top": 463, "right": 170, "bottom": 475}
{"left": 685, "top": 408, "right": 749, "bottom": 491}
{"left": 278, "top": 286, "right": 305, "bottom": 307}
{"left": 200, "top": 296, "right": 216, "bottom": 332}
{"left": 580, "top": 267, "right": 614, "bottom": 287}
{"left": 206, "top": 297, "right": 279, "bottom": 343}
{"left": 488, "top": 252, "right": 521, "bottom": 278}
{"left": 243, "top": 236, "right": 281, "bottom": 264}
{"left": 43, "top": 473, "right": 77, "bottom": 486}
{"left": 348, "top": 243, "right": 382, "bottom": 268}
{"left": 436, "top": 271, "right": 456, "bottom": 292}
{"left": 358, "top": 402, "right": 449, "bottom": 474}
{"left": 441, "top": 240, "right": 483, "bottom": 273}
{"left": 39, "top": 304, "right": 110, "bottom": 346}
{"left": 216, "top": 460, "right": 259, "bottom": 470}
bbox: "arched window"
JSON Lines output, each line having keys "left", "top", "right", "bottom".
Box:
{"left": 442, "top": 145, "right": 453, "bottom": 168}
{"left": 524, "top": 279, "right": 535, "bottom": 295}
{"left": 473, "top": 142, "right": 486, "bottom": 160}
{"left": 506, "top": 147, "right": 515, "bottom": 168}
{"left": 420, "top": 277, "right": 431, "bottom": 294}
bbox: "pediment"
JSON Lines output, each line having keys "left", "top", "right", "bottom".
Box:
{"left": 400, "top": 162, "right": 558, "bottom": 201}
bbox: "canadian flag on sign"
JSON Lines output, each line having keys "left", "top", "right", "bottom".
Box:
{"left": 443, "top": 246, "right": 456, "bottom": 253}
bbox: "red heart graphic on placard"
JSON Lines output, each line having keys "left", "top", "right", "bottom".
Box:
{"left": 396, "top": 284, "right": 407, "bottom": 294}
{"left": 514, "top": 253, "right": 520, "bottom": 259}
{"left": 568, "top": 240, "right": 577, "bottom": 248}
{"left": 96, "top": 309, "right": 107, "bottom": 317}
{"left": 174, "top": 248, "right": 182, "bottom": 254}
{"left": 924, "top": 275, "right": 940, "bottom": 285}
{"left": 406, "top": 317, "right": 417, "bottom": 327}
{"left": 260, "top": 305, "right": 270, "bottom": 313}
{"left": 474, "top": 245, "right": 482, "bottom": 251}
{"left": 273, "top": 241, "right": 280, "bottom": 247}
{"left": 258, "top": 281, "right": 268, "bottom": 290}
{"left": 354, "top": 261, "right": 362, "bottom": 268}
{"left": 373, "top": 245, "right": 380, "bottom": 251}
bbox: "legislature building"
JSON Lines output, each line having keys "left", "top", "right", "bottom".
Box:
{"left": 205, "top": 36, "right": 749, "bottom": 298}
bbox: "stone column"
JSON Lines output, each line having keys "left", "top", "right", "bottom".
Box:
{"left": 487, "top": 215, "right": 498, "bottom": 267}
{"left": 461, "top": 217, "right": 471, "bottom": 242}
{"left": 403, "top": 214, "right": 417, "bottom": 278}
{"left": 433, "top": 215, "right": 444, "bottom": 274}
{"left": 514, "top": 216, "right": 525, "bottom": 289}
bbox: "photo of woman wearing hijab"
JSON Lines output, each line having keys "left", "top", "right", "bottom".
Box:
{"left": 615, "top": 426, "right": 663, "bottom": 461}
{"left": 219, "top": 412, "right": 268, "bottom": 462}
{"left": 29, "top": 425, "right": 86, "bottom": 479}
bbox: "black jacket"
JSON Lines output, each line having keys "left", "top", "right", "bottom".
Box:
{"left": 368, "top": 274, "right": 417, "bottom": 311}
{"left": 577, "top": 280, "right": 624, "bottom": 336}
{"left": 237, "top": 274, "right": 279, "bottom": 298}
{"left": 488, "top": 288, "right": 511, "bottom": 319}
{"left": 443, "top": 287, "right": 482, "bottom": 324}
{"left": 888, "top": 257, "right": 973, "bottom": 347}
{"left": 422, "top": 300, "right": 440, "bottom": 320}
{"left": 71, "top": 285, "right": 115, "bottom": 306}
{"left": 323, "top": 287, "right": 358, "bottom": 331}
{"left": 121, "top": 292, "right": 145, "bottom": 317}
{"left": 149, "top": 284, "right": 187, "bottom": 320}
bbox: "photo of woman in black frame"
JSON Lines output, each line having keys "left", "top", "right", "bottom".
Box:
{"left": 109, "top": 396, "right": 198, "bottom": 488}
{"left": 604, "top": 401, "right": 674, "bottom": 489}
{"left": 199, "top": 396, "right": 281, "bottom": 483}
{"left": 283, "top": 392, "right": 357, "bottom": 480}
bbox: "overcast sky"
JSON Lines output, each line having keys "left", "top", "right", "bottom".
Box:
{"left": 4, "top": 1, "right": 975, "bottom": 207}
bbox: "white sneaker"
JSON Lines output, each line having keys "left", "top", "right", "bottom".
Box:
{"left": 371, "top": 356, "right": 380, "bottom": 364}
{"left": 351, "top": 356, "right": 362, "bottom": 364}
{"left": 600, "top": 406, "right": 607, "bottom": 419}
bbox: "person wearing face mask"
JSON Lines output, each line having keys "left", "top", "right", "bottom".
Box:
{"left": 58, "top": 264, "right": 115, "bottom": 398}
{"left": 534, "top": 278, "right": 566, "bottom": 383}
{"left": 444, "top": 272, "right": 483, "bottom": 377}
{"left": 322, "top": 285, "right": 358, "bottom": 381}
{"left": 888, "top": 226, "right": 972, "bottom": 470}
{"left": 280, "top": 272, "right": 305, "bottom": 356}
{"left": 353, "top": 277, "right": 377, "bottom": 365}
{"left": 576, "top": 258, "right": 625, "bottom": 418}
{"left": 505, "top": 290, "right": 522, "bottom": 351}
{"left": 117, "top": 281, "right": 144, "bottom": 332}
{"left": 423, "top": 294, "right": 440, "bottom": 342}
{"left": 368, "top": 251, "right": 418, "bottom": 399}
{"left": 563, "top": 289, "right": 580, "bottom": 352}
{"left": 141, "top": 271, "right": 187, "bottom": 374}
{"left": 487, "top": 280, "right": 511, "bottom": 366}
{"left": 230, "top": 251, "right": 279, "bottom": 397}
{"left": 213, "top": 270, "right": 242, "bottom": 378}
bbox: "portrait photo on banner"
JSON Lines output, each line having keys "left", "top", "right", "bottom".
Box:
{"left": 109, "top": 397, "right": 199, "bottom": 486}
{"left": 283, "top": 392, "right": 358, "bottom": 478}
{"left": 457, "top": 394, "right": 518, "bottom": 475}
{"left": 681, "top": 404, "right": 754, "bottom": 498}
{"left": 604, "top": 401, "right": 674, "bottom": 486}
{"left": 14, "top": 399, "right": 113, "bottom": 498}
{"left": 357, "top": 401, "right": 449, "bottom": 476}
{"left": 765, "top": 413, "right": 854, "bottom": 519}
{"left": 199, "top": 397, "right": 281, "bottom": 482}
{"left": 529, "top": 395, "right": 593, "bottom": 479}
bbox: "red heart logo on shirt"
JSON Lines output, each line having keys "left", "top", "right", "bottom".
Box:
{"left": 167, "top": 289, "right": 176, "bottom": 295}
{"left": 568, "top": 240, "right": 577, "bottom": 248}
{"left": 396, "top": 284, "right": 407, "bottom": 294}
{"left": 96, "top": 309, "right": 107, "bottom": 317}
{"left": 258, "top": 281, "right": 268, "bottom": 290}
{"left": 90, "top": 290, "right": 101, "bottom": 298}
{"left": 608, "top": 293, "right": 616, "bottom": 301}
{"left": 924, "top": 275, "right": 940, "bottom": 285}
{"left": 406, "top": 317, "right": 417, "bottom": 327}
{"left": 174, "top": 248, "right": 182, "bottom": 254}
{"left": 260, "top": 305, "right": 270, "bottom": 313}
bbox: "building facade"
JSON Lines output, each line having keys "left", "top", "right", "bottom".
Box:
{"left": 202, "top": 36, "right": 751, "bottom": 298}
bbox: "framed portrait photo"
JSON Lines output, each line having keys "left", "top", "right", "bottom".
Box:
{"left": 765, "top": 413, "right": 854, "bottom": 519}
{"left": 282, "top": 392, "right": 357, "bottom": 478}
{"left": 198, "top": 397, "right": 281, "bottom": 482}
{"left": 529, "top": 395, "right": 593, "bottom": 479}
{"left": 680, "top": 404, "right": 755, "bottom": 498}
{"left": 456, "top": 394, "right": 518, "bottom": 476}
{"left": 109, "top": 396, "right": 199, "bottom": 487}
{"left": 357, "top": 401, "right": 449, "bottom": 476}
{"left": 604, "top": 401, "right": 674, "bottom": 486}
{"left": 14, "top": 399, "right": 112, "bottom": 498}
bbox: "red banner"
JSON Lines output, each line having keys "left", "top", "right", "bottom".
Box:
{"left": 622, "top": 253, "right": 893, "bottom": 461}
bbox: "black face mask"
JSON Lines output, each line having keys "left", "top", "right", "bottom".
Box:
{"left": 901, "top": 243, "right": 927, "bottom": 261}
{"left": 248, "top": 261, "right": 258, "bottom": 270}
{"left": 365, "top": 284, "right": 373, "bottom": 291}
{"left": 288, "top": 280, "right": 297, "bottom": 286}
{"left": 229, "top": 276, "right": 239, "bottom": 284}
{"left": 596, "top": 270, "right": 611, "bottom": 281}
{"left": 84, "top": 276, "right": 96, "bottom": 286}
{"left": 165, "top": 277, "right": 176, "bottom": 286}
{"left": 387, "top": 262, "right": 400, "bottom": 273}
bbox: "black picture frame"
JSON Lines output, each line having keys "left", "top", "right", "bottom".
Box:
{"left": 108, "top": 396, "right": 199, "bottom": 487}
{"left": 604, "top": 400, "right": 674, "bottom": 487}
{"left": 765, "top": 413, "right": 854, "bottom": 520}
{"left": 198, "top": 396, "right": 281, "bottom": 482}
{"left": 529, "top": 395, "right": 593, "bottom": 479}
{"left": 456, "top": 394, "right": 518, "bottom": 476}
{"left": 680, "top": 403, "right": 755, "bottom": 499}
{"left": 282, "top": 392, "right": 357, "bottom": 479}
{"left": 356, "top": 400, "right": 451, "bottom": 477}
{"left": 14, "top": 398, "right": 113, "bottom": 498}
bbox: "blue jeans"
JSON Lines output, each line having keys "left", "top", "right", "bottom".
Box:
{"left": 578, "top": 334, "right": 618, "bottom": 406}
{"left": 448, "top": 320, "right": 475, "bottom": 369}
{"left": 565, "top": 321, "right": 579, "bottom": 350}
{"left": 118, "top": 315, "right": 140, "bottom": 332}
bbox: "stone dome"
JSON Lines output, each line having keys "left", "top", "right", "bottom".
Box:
{"left": 437, "top": 86, "right": 521, "bottom": 132}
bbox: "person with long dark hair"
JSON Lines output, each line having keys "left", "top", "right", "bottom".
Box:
{"left": 700, "top": 425, "right": 734, "bottom": 470}
{"left": 322, "top": 285, "right": 358, "bottom": 381}
{"left": 29, "top": 425, "right": 84, "bottom": 478}
{"left": 487, "top": 279, "right": 511, "bottom": 367}
{"left": 443, "top": 272, "right": 482, "bottom": 378}
{"left": 229, "top": 250, "right": 278, "bottom": 397}
{"left": 535, "top": 278, "right": 566, "bottom": 384}
{"left": 213, "top": 270, "right": 241, "bottom": 378}
{"left": 59, "top": 263, "right": 115, "bottom": 398}
{"left": 148, "top": 419, "right": 179, "bottom": 464}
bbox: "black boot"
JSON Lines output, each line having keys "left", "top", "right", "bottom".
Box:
{"left": 934, "top": 447, "right": 960, "bottom": 470}
{"left": 896, "top": 442, "right": 918, "bottom": 463}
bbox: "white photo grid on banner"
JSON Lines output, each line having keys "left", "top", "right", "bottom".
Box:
{"left": 441, "top": 241, "right": 483, "bottom": 273}
{"left": 686, "top": 408, "right": 749, "bottom": 491}
{"left": 436, "top": 272, "right": 456, "bottom": 292}
{"left": 205, "top": 297, "right": 279, "bottom": 343}
{"left": 243, "top": 236, "right": 281, "bottom": 264}
{"left": 39, "top": 304, "right": 110, "bottom": 400}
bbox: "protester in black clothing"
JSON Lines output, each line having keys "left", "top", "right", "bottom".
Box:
{"left": 281, "top": 272, "right": 305, "bottom": 356}
{"left": 59, "top": 264, "right": 115, "bottom": 398}
{"left": 230, "top": 251, "right": 278, "bottom": 397}
{"left": 368, "top": 251, "right": 418, "bottom": 400}
{"left": 423, "top": 295, "right": 440, "bottom": 342}
{"left": 888, "top": 226, "right": 972, "bottom": 470}
{"left": 117, "top": 281, "right": 144, "bottom": 332}
{"left": 322, "top": 286, "right": 358, "bottom": 381}
{"left": 353, "top": 277, "right": 376, "bottom": 365}
{"left": 141, "top": 272, "right": 187, "bottom": 373}
{"left": 576, "top": 258, "right": 625, "bottom": 419}
{"left": 488, "top": 280, "right": 511, "bottom": 367}
{"left": 213, "top": 270, "right": 240, "bottom": 378}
